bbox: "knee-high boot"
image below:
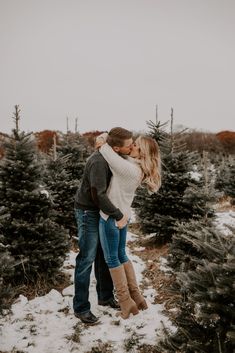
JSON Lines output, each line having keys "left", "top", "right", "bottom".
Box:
{"left": 123, "top": 261, "right": 148, "bottom": 310}
{"left": 109, "top": 265, "right": 139, "bottom": 319}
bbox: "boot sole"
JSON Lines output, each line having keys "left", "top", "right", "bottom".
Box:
{"left": 116, "top": 306, "right": 139, "bottom": 319}
{"left": 83, "top": 320, "right": 101, "bottom": 326}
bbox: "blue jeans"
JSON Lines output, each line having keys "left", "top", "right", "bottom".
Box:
{"left": 99, "top": 216, "right": 129, "bottom": 268}
{"left": 73, "top": 209, "right": 114, "bottom": 314}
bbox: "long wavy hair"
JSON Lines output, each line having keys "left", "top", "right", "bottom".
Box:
{"left": 136, "top": 135, "right": 161, "bottom": 193}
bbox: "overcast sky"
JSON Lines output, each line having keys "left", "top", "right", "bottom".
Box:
{"left": 0, "top": 0, "right": 234, "bottom": 134}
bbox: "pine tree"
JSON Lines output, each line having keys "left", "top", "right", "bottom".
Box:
{"left": 0, "top": 228, "right": 15, "bottom": 313}
{"left": 58, "top": 132, "right": 92, "bottom": 181}
{"left": 224, "top": 158, "right": 235, "bottom": 205}
{"left": 0, "top": 106, "right": 70, "bottom": 284}
{"left": 215, "top": 156, "right": 231, "bottom": 194}
{"left": 133, "top": 115, "right": 214, "bottom": 243}
{"left": 215, "top": 156, "right": 235, "bottom": 205}
{"left": 146, "top": 119, "right": 170, "bottom": 155}
{"left": 42, "top": 130, "right": 90, "bottom": 238}
{"left": 43, "top": 153, "right": 79, "bottom": 237}
{"left": 159, "top": 221, "right": 235, "bottom": 353}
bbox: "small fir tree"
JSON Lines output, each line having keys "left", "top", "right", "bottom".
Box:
{"left": 43, "top": 153, "right": 79, "bottom": 237}
{"left": 224, "top": 159, "right": 235, "bottom": 204}
{"left": 0, "top": 106, "right": 69, "bottom": 284}
{"left": 215, "top": 156, "right": 231, "bottom": 194}
{"left": 215, "top": 156, "right": 235, "bottom": 204}
{"left": 42, "top": 131, "right": 89, "bottom": 237}
{"left": 159, "top": 221, "right": 235, "bottom": 353}
{"left": 133, "top": 116, "right": 214, "bottom": 243}
{"left": 0, "top": 229, "right": 15, "bottom": 313}
{"left": 58, "top": 132, "right": 92, "bottom": 181}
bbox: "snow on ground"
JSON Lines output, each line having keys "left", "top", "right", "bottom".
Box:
{"left": 0, "top": 232, "right": 172, "bottom": 353}
{"left": 214, "top": 210, "right": 235, "bottom": 235}
{"left": 159, "top": 257, "right": 172, "bottom": 274}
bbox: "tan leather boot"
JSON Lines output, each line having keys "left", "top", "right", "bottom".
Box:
{"left": 123, "top": 261, "right": 148, "bottom": 310}
{"left": 109, "top": 265, "right": 139, "bottom": 319}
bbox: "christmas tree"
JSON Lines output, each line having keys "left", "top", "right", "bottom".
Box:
{"left": 159, "top": 220, "right": 235, "bottom": 353}
{"left": 58, "top": 131, "right": 91, "bottom": 181}
{"left": 42, "top": 130, "right": 91, "bottom": 238}
{"left": 133, "top": 113, "right": 214, "bottom": 243}
{"left": 226, "top": 160, "right": 235, "bottom": 204}
{"left": 0, "top": 106, "right": 69, "bottom": 284}
{"left": 43, "top": 152, "right": 79, "bottom": 238}
{"left": 0, "top": 228, "right": 15, "bottom": 313}
{"left": 215, "top": 156, "right": 231, "bottom": 194}
{"left": 215, "top": 155, "right": 235, "bottom": 205}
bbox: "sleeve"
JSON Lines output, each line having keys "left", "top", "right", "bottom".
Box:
{"left": 95, "top": 132, "right": 108, "bottom": 149}
{"left": 89, "top": 160, "right": 123, "bottom": 221}
{"left": 100, "top": 143, "right": 139, "bottom": 178}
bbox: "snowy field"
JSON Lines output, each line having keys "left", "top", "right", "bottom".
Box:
{"left": 0, "top": 233, "right": 171, "bottom": 353}
{"left": 0, "top": 211, "right": 234, "bottom": 353}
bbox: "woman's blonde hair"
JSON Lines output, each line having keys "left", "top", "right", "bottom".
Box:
{"left": 136, "top": 135, "right": 161, "bottom": 193}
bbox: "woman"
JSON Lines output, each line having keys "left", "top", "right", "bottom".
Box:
{"left": 96, "top": 133, "right": 161, "bottom": 319}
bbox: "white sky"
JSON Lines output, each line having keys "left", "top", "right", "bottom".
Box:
{"left": 0, "top": 0, "right": 235, "bottom": 134}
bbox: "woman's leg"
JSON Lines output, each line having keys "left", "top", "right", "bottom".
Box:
{"left": 118, "top": 224, "right": 148, "bottom": 311}
{"left": 99, "top": 217, "right": 121, "bottom": 268}
{"left": 118, "top": 225, "right": 129, "bottom": 265}
{"left": 99, "top": 217, "right": 139, "bottom": 319}
{"left": 123, "top": 261, "right": 148, "bottom": 310}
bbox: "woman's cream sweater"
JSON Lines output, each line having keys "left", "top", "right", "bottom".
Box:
{"left": 99, "top": 143, "right": 142, "bottom": 220}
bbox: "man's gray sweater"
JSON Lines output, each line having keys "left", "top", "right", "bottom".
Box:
{"left": 74, "top": 150, "right": 123, "bottom": 221}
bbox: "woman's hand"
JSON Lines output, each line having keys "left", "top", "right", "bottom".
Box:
{"left": 116, "top": 215, "right": 128, "bottom": 229}
{"left": 95, "top": 132, "right": 108, "bottom": 149}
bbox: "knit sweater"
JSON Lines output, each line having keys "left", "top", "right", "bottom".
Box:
{"left": 99, "top": 143, "right": 143, "bottom": 220}
{"left": 74, "top": 150, "right": 123, "bottom": 221}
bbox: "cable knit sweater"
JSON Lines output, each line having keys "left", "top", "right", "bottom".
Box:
{"left": 99, "top": 143, "right": 143, "bottom": 220}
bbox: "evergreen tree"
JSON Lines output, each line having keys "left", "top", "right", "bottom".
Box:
{"left": 224, "top": 159, "right": 235, "bottom": 205}
{"left": 215, "top": 156, "right": 231, "bottom": 194}
{"left": 146, "top": 119, "right": 170, "bottom": 155}
{"left": 0, "top": 106, "right": 69, "bottom": 284}
{"left": 42, "top": 130, "right": 90, "bottom": 238}
{"left": 0, "top": 229, "right": 15, "bottom": 313}
{"left": 58, "top": 132, "right": 92, "bottom": 181}
{"left": 43, "top": 153, "right": 79, "bottom": 237}
{"left": 215, "top": 156, "right": 235, "bottom": 205}
{"left": 133, "top": 116, "right": 214, "bottom": 243}
{"left": 159, "top": 221, "right": 235, "bottom": 353}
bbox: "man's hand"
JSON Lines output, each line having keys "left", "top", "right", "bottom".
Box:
{"left": 116, "top": 215, "right": 128, "bottom": 229}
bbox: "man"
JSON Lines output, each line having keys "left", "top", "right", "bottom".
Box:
{"left": 73, "top": 127, "right": 133, "bottom": 324}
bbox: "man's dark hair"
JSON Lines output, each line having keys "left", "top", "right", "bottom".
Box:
{"left": 107, "top": 127, "right": 133, "bottom": 147}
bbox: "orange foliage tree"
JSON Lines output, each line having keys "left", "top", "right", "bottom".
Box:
{"left": 180, "top": 131, "right": 223, "bottom": 155}
{"left": 82, "top": 130, "right": 107, "bottom": 147}
{"left": 35, "top": 130, "right": 59, "bottom": 153}
{"left": 216, "top": 130, "right": 235, "bottom": 154}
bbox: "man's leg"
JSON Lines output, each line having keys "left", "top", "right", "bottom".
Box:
{"left": 95, "top": 240, "right": 119, "bottom": 308}
{"left": 73, "top": 209, "right": 99, "bottom": 316}
{"left": 96, "top": 217, "right": 120, "bottom": 309}
{"left": 95, "top": 241, "right": 114, "bottom": 302}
